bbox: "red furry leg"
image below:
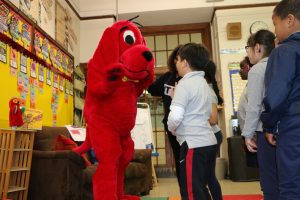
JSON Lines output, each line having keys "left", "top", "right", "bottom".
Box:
{"left": 90, "top": 125, "right": 122, "bottom": 200}
{"left": 93, "top": 163, "right": 119, "bottom": 200}
{"left": 117, "top": 136, "right": 138, "bottom": 200}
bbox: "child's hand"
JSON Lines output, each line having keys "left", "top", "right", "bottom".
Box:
{"left": 245, "top": 137, "right": 257, "bottom": 152}
{"left": 265, "top": 132, "right": 276, "bottom": 146}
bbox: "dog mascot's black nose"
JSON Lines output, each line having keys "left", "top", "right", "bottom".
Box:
{"left": 142, "top": 51, "right": 153, "bottom": 62}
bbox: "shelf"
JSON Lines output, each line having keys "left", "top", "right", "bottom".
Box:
{"left": 10, "top": 167, "right": 30, "bottom": 172}
{"left": 13, "top": 149, "right": 32, "bottom": 152}
{"left": 0, "top": 129, "right": 35, "bottom": 200}
{"left": 8, "top": 186, "right": 26, "bottom": 193}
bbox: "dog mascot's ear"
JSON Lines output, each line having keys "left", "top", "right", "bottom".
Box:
{"left": 89, "top": 26, "right": 119, "bottom": 69}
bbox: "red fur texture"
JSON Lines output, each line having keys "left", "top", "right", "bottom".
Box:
{"left": 73, "top": 20, "right": 154, "bottom": 200}
{"left": 9, "top": 97, "right": 24, "bottom": 127}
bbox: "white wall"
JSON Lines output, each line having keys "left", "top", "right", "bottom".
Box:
{"left": 212, "top": 6, "right": 275, "bottom": 149}
{"left": 76, "top": 0, "right": 279, "bottom": 15}
{"left": 79, "top": 18, "right": 115, "bottom": 63}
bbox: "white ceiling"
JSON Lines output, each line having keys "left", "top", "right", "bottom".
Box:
{"left": 68, "top": 0, "right": 279, "bottom": 26}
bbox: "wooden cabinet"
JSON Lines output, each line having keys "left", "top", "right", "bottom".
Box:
{"left": 0, "top": 129, "right": 35, "bottom": 200}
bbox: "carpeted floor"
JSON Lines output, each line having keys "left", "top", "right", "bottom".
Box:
{"left": 141, "top": 194, "right": 263, "bottom": 200}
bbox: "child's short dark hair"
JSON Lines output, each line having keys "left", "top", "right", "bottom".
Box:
{"left": 274, "top": 0, "right": 300, "bottom": 21}
{"left": 247, "top": 29, "right": 275, "bottom": 57}
{"left": 177, "top": 43, "right": 210, "bottom": 71}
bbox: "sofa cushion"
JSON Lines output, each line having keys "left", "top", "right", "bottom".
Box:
{"left": 125, "top": 162, "right": 147, "bottom": 179}
{"left": 54, "top": 134, "right": 91, "bottom": 166}
{"left": 34, "top": 126, "right": 70, "bottom": 151}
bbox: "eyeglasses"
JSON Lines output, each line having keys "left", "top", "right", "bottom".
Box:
{"left": 245, "top": 45, "right": 252, "bottom": 50}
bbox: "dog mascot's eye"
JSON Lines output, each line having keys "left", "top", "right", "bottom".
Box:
{"left": 123, "top": 30, "right": 135, "bottom": 45}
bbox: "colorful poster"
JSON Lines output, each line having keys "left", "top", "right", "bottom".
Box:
{"left": 51, "top": 87, "right": 59, "bottom": 126}
{"left": 17, "top": 72, "right": 24, "bottom": 93}
{"left": 20, "top": 53, "right": 27, "bottom": 73}
{"left": 38, "top": 64, "right": 44, "bottom": 82}
{"left": 41, "top": 38, "right": 49, "bottom": 60}
{"left": 0, "top": 2, "right": 9, "bottom": 33}
{"left": 53, "top": 73, "right": 58, "bottom": 88}
{"left": 59, "top": 76, "right": 64, "bottom": 91}
{"left": 8, "top": 14, "right": 20, "bottom": 41}
{"left": 30, "top": 60, "right": 37, "bottom": 78}
{"left": 38, "top": 81, "right": 43, "bottom": 94}
{"left": 34, "top": 31, "right": 41, "bottom": 55}
{"left": 46, "top": 68, "right": 51, "bottom": 85}
{"left": 6, "top": 10, "right": 32, "bottom": 51}
{"left": 23, "top": 74, "right": 29, "bottom": 94}
{"left": 30, "top": 84, "right": 36, "bottom": 108}
{"left": 21, "top": 23, "right": 31, "bottom": 49}
{"left": 10, "top": 48, "right": 17, "bottom": 68}
{"left": 0, "top": 41, "right": 7, "bottom": 63}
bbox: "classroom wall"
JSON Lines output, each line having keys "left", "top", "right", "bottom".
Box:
{"left": 80, "top": 18, "right": 115, "bottom": 63}
{"left": 9, "top": 0, "right": 81, "bottom": 66}
{"left": 76, "top": 0, "right": 279, "bottom": 16}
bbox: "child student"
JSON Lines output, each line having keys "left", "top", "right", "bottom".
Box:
{"left": 260, "top": 0, "right": 300, "bottom": 199}
{"left": 168, "top": 43, "right": 217, "bottom": 200}
{"left": 242, "top": 30, "right": 277, "bottom": 200}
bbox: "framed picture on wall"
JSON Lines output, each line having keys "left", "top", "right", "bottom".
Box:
{"left": 55, "top": 1, "right": 77, "bottom": 51}
{"left": 0, "top": 41, "right": 7, "bottom": 63}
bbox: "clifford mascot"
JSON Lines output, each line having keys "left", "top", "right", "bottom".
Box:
{"left": 74, "top": 20, "right": 154, "bottom": 200}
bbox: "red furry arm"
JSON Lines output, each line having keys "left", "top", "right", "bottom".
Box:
{"left": 87, "top": 62, "right": 125, "bottom": 97}
{"left": 135, "top": 71, "right": 154, "bottom": 97}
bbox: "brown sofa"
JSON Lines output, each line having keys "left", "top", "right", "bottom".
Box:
{"left": 28, "top": 126, "right": 152, "bottom": 200}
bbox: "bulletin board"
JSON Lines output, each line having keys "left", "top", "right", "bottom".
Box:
{"left": 228, "top": 62, "right": 247, "bottom": 115}
{"left": 0, "top": 42, "right": 73, "bottom": 128}
{"left": 0, "top": 0, "right": 73, "bottom": 128}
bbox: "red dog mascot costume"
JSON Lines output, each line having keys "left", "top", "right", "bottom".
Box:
{"left": 74, "top": 20, "right": 154, "bottom": 200}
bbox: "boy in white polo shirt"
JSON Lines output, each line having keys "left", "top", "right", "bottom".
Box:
{"left": 168, "top": 43, "right": 217, "bottom": 200}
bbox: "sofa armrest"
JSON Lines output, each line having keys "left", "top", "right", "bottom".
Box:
{"left": 132, "top": 149, "right": 152, "bottom": 163}
{"left": 32, "top": 150, "right": 86, "bottom": 169}
{"left": 29, "top": 150, "right": 85, "bottom": 200}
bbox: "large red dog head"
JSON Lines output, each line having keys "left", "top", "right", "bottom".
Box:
{"left": 90, "top": 20, "right": 154, "bottom": 80}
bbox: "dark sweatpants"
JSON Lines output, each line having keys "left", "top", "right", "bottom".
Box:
{"left": 257, "top": 131, "right": 279, "bottom": 200}
{"left": 180, "top": 141, "right": 216, "bottom": 200}
{"left": 276, "top": 114, "right": 300, "bottom": 200}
